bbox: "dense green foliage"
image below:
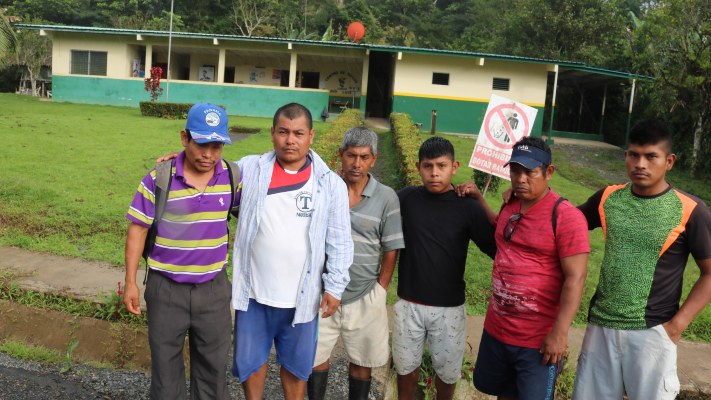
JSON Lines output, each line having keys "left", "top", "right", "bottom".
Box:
{"left": 311, "top": 108, "right": 364, "bottom": 171}
{"left": 389, "top": 112, "right": 422, "bottom": 186}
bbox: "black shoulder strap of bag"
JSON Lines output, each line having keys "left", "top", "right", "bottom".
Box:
{"left": 552, "top": 196, "right": 567, "bottom": 238}
{"left": 224, "top": 159, "right": 241, "bottom": 220}
{"left": 142, "top": 160, "right": 173, "bottom": 284}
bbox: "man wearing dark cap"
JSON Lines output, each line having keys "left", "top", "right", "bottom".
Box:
{"left": 124, "top": 103, "right": 234, "bottom": 399}
{"left": 457, "top": 136, "right": 589, "bottom": 399}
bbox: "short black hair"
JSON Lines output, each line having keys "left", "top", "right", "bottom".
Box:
{"left": 418, "top": 136, "right": 454, "bottom": 161}
{"left": 273, "top": 103, "right": 313, "bottom": 130}
{"left": 629, "top": 118, "right": 672, "bottom": 152}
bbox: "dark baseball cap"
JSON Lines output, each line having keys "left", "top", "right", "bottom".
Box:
{"left": 504, "top": 143, "right": 551, "bottom": 170}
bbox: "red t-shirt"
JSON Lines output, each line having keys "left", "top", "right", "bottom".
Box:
{"left": 483, "top": 190, "right": 590, "bottom": 349}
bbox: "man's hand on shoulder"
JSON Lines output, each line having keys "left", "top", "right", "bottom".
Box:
{"left": 320, "top": 292, "right": 340, "bottom": 318}
{"left": 454, "top": 182, "right": 483, "bottom": 200}
{"left": 156, "top": 152, "right": 180, "bottom": 163}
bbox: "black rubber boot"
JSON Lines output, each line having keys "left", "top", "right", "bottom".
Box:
{"left": 348, "top": 375, "right": 372, "bottom": 400}
{"left": 307, "top": 369, "right": 329, "bottom": 400}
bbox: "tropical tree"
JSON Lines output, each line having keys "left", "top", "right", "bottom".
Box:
{"left": 633, "top": 0, "right": 710, "bottom": 177}
{"left": 0, "top": 8, "right": 17, "bottom": 65}
{"left": 11, "top": 30, "right": 51, "bottom": 95}
{"left": 231, "top": 0, "right": 274, "bottom": 36}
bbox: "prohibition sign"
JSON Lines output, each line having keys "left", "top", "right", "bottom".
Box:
{"left": 483, "top": 103, "right": 530, "bottom": 150}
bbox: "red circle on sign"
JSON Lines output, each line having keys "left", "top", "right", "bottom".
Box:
{"left": 483, "top": 103, "right": 529, "bottom": 150}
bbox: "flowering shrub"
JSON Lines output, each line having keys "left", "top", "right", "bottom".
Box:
{"left": 390, "top": 112, "right": 423, "bottom": 186}
{"left": 312, "top": 108, "right": 363, "bottom": 171}
{"left": 144, "top": 66, "right": 164, "bottom": 101}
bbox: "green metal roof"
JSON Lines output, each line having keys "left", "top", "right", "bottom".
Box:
{"left": 18, "top": 23, "right": 649, "bottom": 79}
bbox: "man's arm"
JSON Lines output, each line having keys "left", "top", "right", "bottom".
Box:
{"left": 539, "top": 252, "right": 588, "bottom": 365}
{"left": 455, "top": 181, "right": 497, "bottom": 225}
{"left": 123, "top": 223, "right": 149, "bottom": 315}
{"left": 377, "top": 250, "right": 398, "bottom": 290}
{"left": 663, "top": 258, "right": 711, "bottom": 343}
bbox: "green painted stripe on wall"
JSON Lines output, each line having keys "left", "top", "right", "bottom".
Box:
{"left": 393, "top": 95, "right": 544, "bottom": 136}
{"left": 52, "top": 76, "right": 330, "bottom": 119}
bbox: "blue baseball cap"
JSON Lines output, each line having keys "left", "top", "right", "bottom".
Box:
{"left": 185, "top": 103, "right": 231, "bottom": 145}
{"left": 504, "top": 143, "right": 551, "bottom": 170}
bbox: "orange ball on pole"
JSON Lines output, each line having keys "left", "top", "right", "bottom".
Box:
{"left": 347, "top": 21, "right": 365, "bottom": 42}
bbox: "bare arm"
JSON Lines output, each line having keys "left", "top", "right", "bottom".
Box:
{"left": 454, "top": 181, "right": 497, "bottom": 225}
{"left": 663, "top": 258, "right": 711, "bottom": 343}
{"left": 539, "top": 252, "right": 588, "bottom": 365}
{"left": 377, "top": 250, "right": 398, "bottom": 290}
{"left": 123, "top": 223, "right": 149, "bottom": 315}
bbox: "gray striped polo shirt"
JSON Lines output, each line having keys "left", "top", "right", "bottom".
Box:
{"left": 341, "top": 174, "right": 405, "bottom": 305}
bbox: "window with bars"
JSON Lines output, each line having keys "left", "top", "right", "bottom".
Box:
{"left": 492, "top": 77, "right": 510, "bottom": 91}
{"left": 70, "top": 50, "right": 108, "bottom": 76}
{"left": 432, "top": 72, "right": 450, "bottom": 86}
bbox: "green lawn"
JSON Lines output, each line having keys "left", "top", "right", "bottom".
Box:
{"left": 1, "top": 93, "right": 709, "bottom": 341}
{"left": 0, "top": 94, "right": 326, "bottom": 265}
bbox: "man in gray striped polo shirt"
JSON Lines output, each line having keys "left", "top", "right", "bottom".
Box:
{"left": 308, "top": 127, "right": 405, "bottom": 400}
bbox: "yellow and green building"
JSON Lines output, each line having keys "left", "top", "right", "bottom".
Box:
{"left": 21, "top": 24, "right": 645, "bottom": 139}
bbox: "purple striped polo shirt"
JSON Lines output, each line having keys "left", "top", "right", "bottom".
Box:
{"left": 126, "top": 151, "right": 233, "bottom": 284}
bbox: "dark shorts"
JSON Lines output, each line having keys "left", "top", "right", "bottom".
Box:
{"left": 232, "top": 298, "right": 318, "bottom": 382}
{"left": 473, "top": 329, "right": 562, "bottom": 400}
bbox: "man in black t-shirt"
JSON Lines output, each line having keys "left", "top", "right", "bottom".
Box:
{"left": 392, "top": 137, "right": 496, "bottom": 400}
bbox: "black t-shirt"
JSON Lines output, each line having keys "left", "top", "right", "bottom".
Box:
{"left": 397, "top": 186, "right": 497, "bottom": 307}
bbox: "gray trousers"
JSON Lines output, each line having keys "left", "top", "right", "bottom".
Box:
{"left": 145, "top": 268, "right": 232, "bottom": 400}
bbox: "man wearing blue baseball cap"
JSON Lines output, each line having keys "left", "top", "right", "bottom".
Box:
{"left": 456, "top": 136, "right": 590, "bottom": 400}
{"left": 124, "top": 103, "right": 235, "bottom": 399}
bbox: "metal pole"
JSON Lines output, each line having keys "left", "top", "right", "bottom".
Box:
{"left": 625, "top": 79, "right": 636, "bottom": 148}
{"left": 482, "top": 174, "right": 493, "bottom": 197}
{"left": 547, "top": 65, "right": 559, "bottom": 144}
{"left": 599, "top": 84, "right": 607, "bottom": 135}
{"left": 166, "top": 0, "right": 174, "bottom": 101}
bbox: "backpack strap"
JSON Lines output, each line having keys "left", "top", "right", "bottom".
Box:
{"left": 552, "top": 196, "right": 567, "bottom": 238}
{"left": 224, "top": 160, "right": 241, "bottom": 220}
{"left": 142, "top": 160, "right": 173, "bottom": 283}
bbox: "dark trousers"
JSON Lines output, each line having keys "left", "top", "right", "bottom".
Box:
{"left": 145, "top": 269, "right": 232, "bottom": 400}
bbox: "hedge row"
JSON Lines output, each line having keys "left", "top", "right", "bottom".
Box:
{"left": 139, "top": 102, "right": 210, "bottom": 119}
{"left": 390, "top": 112, "right": 423, "bottom": 186}
{"left": 312, "top": 108, "right": 364, "bottom": 171}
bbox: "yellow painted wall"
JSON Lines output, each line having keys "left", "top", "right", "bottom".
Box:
{"left": 50, "top": 33, "right": 130, "bottom": 77}
{"left": 393, "top": 53, "right": 549, "bottom": 106}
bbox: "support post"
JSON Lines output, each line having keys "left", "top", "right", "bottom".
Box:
{"left": 289, "top": 52, "right": 297, "bottom": 88}
{"left": 217, "top": 49, "right": 226, "bottom": 83}
{"left": 624, "top": 79, "right": 636, "bottom": 148}
{"left": 547, "top": 65, "right": 559, "bottom": 145}
{"left": 599, "top": 84, "right": 607, "bottom": 135}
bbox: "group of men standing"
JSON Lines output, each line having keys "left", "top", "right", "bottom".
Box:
{"left": 124, "top": 101, "right": 711, "bottom": 400}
